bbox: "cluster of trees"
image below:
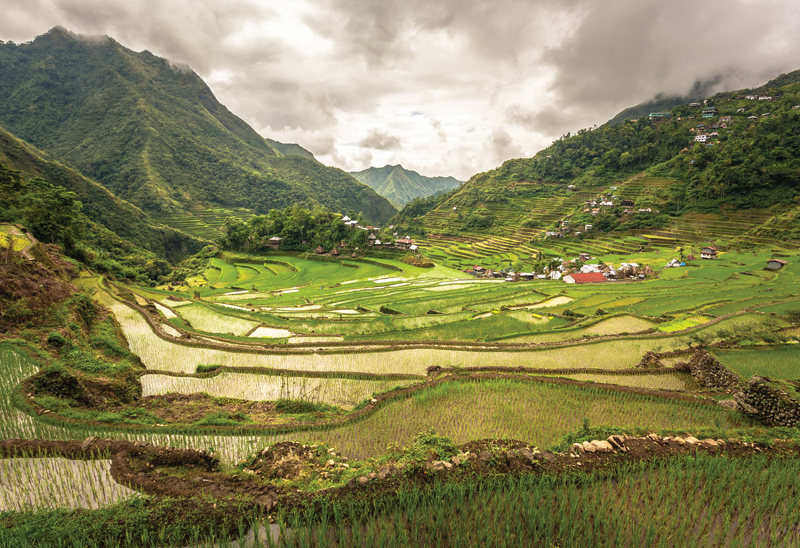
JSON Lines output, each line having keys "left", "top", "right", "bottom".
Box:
{"left": 218, "top": 205, "right": 369, "bottom": 253}
{"left": 0, "top": 162, "right": 171, "bottom": 283}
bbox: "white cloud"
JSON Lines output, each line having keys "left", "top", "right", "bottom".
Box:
{"left": 2, "top": 0, "right": 800, "bottom": 181}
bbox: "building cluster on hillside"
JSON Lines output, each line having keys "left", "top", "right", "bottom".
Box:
{"left": 465, "top": 252, "right": 653, "bottom": 284}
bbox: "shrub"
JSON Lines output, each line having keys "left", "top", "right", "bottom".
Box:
{"left": 47, "top": 332, "right": 67, "bottom": 348}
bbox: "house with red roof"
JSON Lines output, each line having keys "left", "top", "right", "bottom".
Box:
{"left": 563, "top": 272, "right": 607, "bottom": 284}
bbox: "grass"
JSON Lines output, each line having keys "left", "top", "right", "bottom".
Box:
{"left": 289, "top": 378, "right": 749, "bottom": 459}
{"left": 713, "top": 345, "right": 800, "bottom": 380}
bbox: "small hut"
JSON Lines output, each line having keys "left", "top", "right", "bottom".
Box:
{"left": 330, "top": 247, "right": 339, "bottom": 256}
{"left": 314, "top": 246, "right": 325, "bottom": 254}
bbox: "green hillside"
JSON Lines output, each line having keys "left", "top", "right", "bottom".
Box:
{"left": 396, "top": 71, "right": 800, "bottom": 268}
{"left": 350, "top": 164, "right": 462, "bottom": 208}
{"left": 0, "top": 125, "right": 204, "bottom": 263}
{"left": 0, "top": 27, "right": 396, "bottom": 224}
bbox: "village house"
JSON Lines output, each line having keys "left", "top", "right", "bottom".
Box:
{"left": 621, "top": 199, "right": 634, "bottom": 207}
{"left": 367, "top": 233, "right": 376, "bottom": 246}
{"left": 314, "top": 246, "right": 325, "bottom": 254}
{"left": 563, "top": 272, "right": 607, "bottom": 284}
{"left": 341, "top": 215, "right": 350, "bottom": 222}
{"left": 395, "top": 238, "right": 414, "bottom": 250}
{"left": 267, "top": 236, "right": 282, "bottom": 250}
{"left": 638, "top": 208, "right": 652, "bottom": 213}
{"left": 701, "top": 247, "right": 718, "bottom": 260}
{"left": 689, "top": 102, "right": 701, "bottom": 107}
{"left": 702, "top": 107, "right": 718, "bottom": 118}
{"left": 694, "top": 134, "right": 708, "bottom": 143}
{"left": 578, "top": 253, "right": 592, "bottom": 262}
{"left": 719, "top": 116, "right": 732, "bottom": 122}
{"left": 648, "top": 112, "right": 671, "bottom": 122}
{"left": 767, "top": 259, "right": 788, "bottom": 270}
{"left": 584, "top": 224, "right": 593, "bottom": 231}
{"left": 623, "top": 208, "right": 634, "bottom": 215}
{"left": 591, "top": 208, "right": 600, "bottom": 216}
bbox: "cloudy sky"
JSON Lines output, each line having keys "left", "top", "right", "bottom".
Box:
{"left": 3, "top": 0, "right": 800, "bottom": 180}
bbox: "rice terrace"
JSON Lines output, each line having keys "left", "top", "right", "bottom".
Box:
{"left": 3, "top": 17, "right": 800, "bottom": 548}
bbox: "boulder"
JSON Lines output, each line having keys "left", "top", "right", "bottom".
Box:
{"left": 81, "top": 436, "right": 99, "bottom": 451}
{"left": 254, "top": 491, "right": 278, "bottom": 511}
{"left": 572, "top": 443, "right": 586, "bottom": 455}
{"left": 358, "top": 476, "right": 370, "bottom": 488}
{"left": 519, "top": 448, "right": 535, "bottom": 463}
{"left": 582, "top": 441, "right": 596, "bottom": 453}
{"left": 607, "top": 435, "right": 625, "bottom": 450}
{"left": 591, "top": 440, "right": 614, "bottom": 453}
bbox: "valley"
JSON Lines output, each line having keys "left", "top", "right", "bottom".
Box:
{"left": 1, "top": 23, "right": 800, "bottom": 548}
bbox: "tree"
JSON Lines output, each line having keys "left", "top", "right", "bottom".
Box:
{"left": 22, "top": 178, "right": 83, "bottom": 246}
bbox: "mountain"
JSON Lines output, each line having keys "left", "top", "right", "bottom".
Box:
{"left": 265, "top": 138, "right": 316, "bottom": 161}
{"left": 0, "top": 124, "right": 204, "bottom": 263}
{"left": 399, "top": 70, "right": 800, "bottom": 266}
{"left": 606, "top": 79, "right": 723, "bottom": 125}
{"left": 0, "top": 27, "right": 396, "bottom": 224}
{"left": 350, "top": 164, "right": 462, "bottom": 208}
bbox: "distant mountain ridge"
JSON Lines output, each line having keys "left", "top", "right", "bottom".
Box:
{"left": 0, "top": 27, "right": 396, "bottom": 223}
{"left": 350, "top": 164, "right": 462, "bottom": 208}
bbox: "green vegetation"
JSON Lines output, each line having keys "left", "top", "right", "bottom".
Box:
{"left": 0, "top": 28, "right": 396, "bottom": 224}
{"left": 350, "top": 164, "right": 461, "bottom": 208}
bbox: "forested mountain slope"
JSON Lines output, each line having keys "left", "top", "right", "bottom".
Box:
{"left": 0, "top": 125, "right": 203, "bottom": 263}
{"left": 413, "top": 71, "right": 800, "bottom": 235}
{"left": 0, "top": 27, "right": 396, "bottom": 223}
{"left": 350, "top": 165, "right": 462, "bottom": 208}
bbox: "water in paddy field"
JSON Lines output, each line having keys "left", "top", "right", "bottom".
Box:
{"left": 0, "top": 457, "right": 137, "bottom": 511}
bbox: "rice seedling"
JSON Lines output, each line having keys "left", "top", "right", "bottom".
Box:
{"left": 0, "top": 456, "right": 137, "bottom": 512}
{"left": 289, "top": 378, "right": 747, "bottom": 459}
{"left": 269, "top": 453, "right": 800, "bottom": 547}
{"left": 713, "top": 345, "right": 800, "bottom": 380}
{"left": 175, "top": 304, "right": 258, "bottom": 336}
{"left": 141, "top": 373, "right": 415, "bottom": 410}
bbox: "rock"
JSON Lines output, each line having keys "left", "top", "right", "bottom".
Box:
{"left": 572, "top": 443, "right": 586, "bottom": 455}
{"left": 718, "top": 399, "right": 739, "bottom": 410}
{"left": 81, "top": 436, "right": 99, "bottom": 451}
{"left": 377, "top": 466, "right": 398, "bottom": 480}
{"left": 689, "top": 349, "right": 742, "bottom": 390}
{"left": 254, "top": 491, "right": 278, "bottom": 511}
{"left": 637, "top": 351, "right": 664, "bottom": 369}
{"left": 133, "top": 441, "right": 148, "bottom": 448}
{"left": 478, "top": 451, "right": 492, "bottom": 461}
{"left": 368, "top": 472, "right": 377, "bottom": 480}
{"left": 325, "top": 459, "right": 336, "bottom": 468}
{"left": 699, "top": 439, "right": 719, "bottom": 452}
{"left": 673, "top": 436, "right": 686, "bottom": 445}
{"left": 540, "top": 451, "right": 556, "bottom": 462}
{"left": 685, "top": 436, "right": 700, "bottom": 445}
{"left": 451, "top": 456, "right": 461, "bottom": 466}
{"left": 591, "top": 440, "right": 614, "bottom": 453}
{"left": 646, "top": 433, "right": 660, "bottom": 443}
{"left": 607, "top": 435, "right": 625, "bottom": 450}
{"left": 582, "top": 441, "right": 596, "bottom": 453}
{"left": 519, "top": 448, "right": 535, "bottom": 464}
{"left": 505, "top": 451, "right": 517, "bottom": 464}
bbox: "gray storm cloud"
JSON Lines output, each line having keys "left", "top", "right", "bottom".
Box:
{"left": 2, "top": 0, "right": 800, "bottom": 179}
{"left": 359, "top": 128, "right": 402, "bottom": 150}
